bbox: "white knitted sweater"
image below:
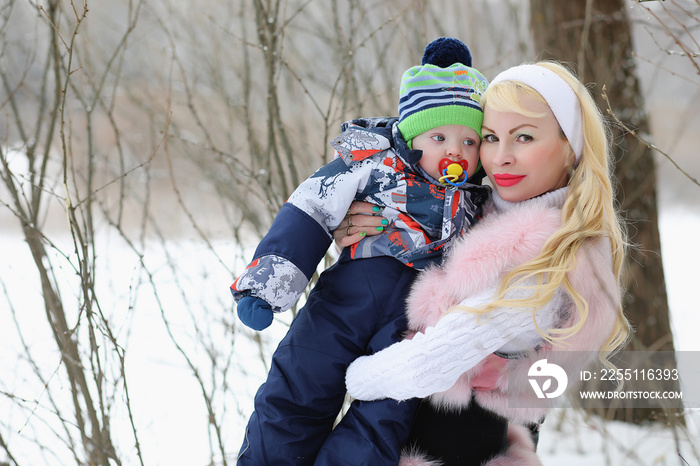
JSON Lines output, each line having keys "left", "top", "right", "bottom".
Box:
{"left": 345, "top": 188, "right": 570, "bottom": 402}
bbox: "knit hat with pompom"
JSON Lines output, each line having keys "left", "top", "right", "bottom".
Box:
{"left": 398, "top": 37, "right": 488, "bottom": 145}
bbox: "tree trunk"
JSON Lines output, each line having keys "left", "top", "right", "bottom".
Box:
{"left": 529, "top": 0, "right": 679, "bottom": 425}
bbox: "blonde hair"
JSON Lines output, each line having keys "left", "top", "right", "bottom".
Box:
{"left": 453, "top": 61, "right": 631, "bottom": 355}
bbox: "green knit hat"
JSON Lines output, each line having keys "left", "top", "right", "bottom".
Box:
{"left": 397, "top": 63, "right": 488, "bottom": 144}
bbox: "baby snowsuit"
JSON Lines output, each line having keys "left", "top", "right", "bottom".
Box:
{"left": 233, "top": 117, "right": 490, "bottom": 465}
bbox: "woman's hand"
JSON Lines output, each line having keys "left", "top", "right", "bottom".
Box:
{"left": 333, "top": 201, "right": 388, "bottom": 248}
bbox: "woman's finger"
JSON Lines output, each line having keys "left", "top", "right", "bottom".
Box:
{"left": 333, "top": 218, "right": 388, "bottom": 247}
{"left": 333, "top": 201, "right": 389, "bottom": 248}
{"left": 347, "top": 200, "right": 384, "bottom": 216}
{"left": 335, "top": 231, "right": 368, "bottom": 249}
{"left": 336, "top": 216, "right": 387, "bottom": 239}
{"left": 347, "top": 214, "right": 387, "bottom": 231}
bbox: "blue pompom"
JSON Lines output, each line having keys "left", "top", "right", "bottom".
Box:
{"left": 421, "top": 37, "right": 472, "bottom": 68}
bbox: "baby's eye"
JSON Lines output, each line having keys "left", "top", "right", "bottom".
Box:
{"left": 482, "top": 134, "right": 497, "bottom": 143}
{"left": 431, "top": 134, "right": 446, "bottom": 142}
{"left": 463, "top": 139, "right": 475, "bottom": 146}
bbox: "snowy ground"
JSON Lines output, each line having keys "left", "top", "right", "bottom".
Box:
{"left": 0, "top": 204, "right": 698, "bottom": 465}
{"left": 539, "top": 409, "right": 699, "bottom": 466}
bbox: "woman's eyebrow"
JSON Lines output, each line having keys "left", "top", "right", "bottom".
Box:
{"left": 509, "top": 124, "right": 537, "bottom": 134}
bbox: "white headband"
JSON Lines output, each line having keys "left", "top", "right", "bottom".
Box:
{"left": 490, "top": 64, "right": 583, "bottom": 161}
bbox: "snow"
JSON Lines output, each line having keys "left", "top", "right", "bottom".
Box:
{"left": 539, "top": 409, "right": 698, "bottom": 466}
{"left": 659, "top": 207, "right": 700, "bottom": 354}
{"left": 1, "top": 203, "right": 698, "bottom": 465}
{"left": 2, "top": 0, "right": 699, "bottom": 462}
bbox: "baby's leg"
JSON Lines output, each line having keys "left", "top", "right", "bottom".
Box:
{"left": 315, "top": 258, "right": 420, "bottom": 465}
{"left": 238, "top": 256, "right": 416, "bottom": 465}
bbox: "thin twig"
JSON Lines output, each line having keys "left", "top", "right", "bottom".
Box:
{"left": 601, "top": 86, "right": 700, "bottom": 188}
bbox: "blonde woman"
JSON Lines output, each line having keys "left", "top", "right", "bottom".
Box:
{"left": 340, "top": 61, "right": 631, "bottom": 465}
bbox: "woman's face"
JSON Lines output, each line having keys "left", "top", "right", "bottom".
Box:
{"left": 480, "top": 95, "right": 574, "bottom": 202}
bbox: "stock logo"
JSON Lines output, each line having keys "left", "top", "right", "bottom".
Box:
{"left": 528, "top": 359, "right": 568, "bottom": 399}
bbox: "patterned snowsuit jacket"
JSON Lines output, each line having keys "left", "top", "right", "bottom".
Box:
{"left": 231, "top": 117, "right": 490, "bottom": 312}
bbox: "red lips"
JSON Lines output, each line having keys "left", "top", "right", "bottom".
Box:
{"left": 492, "top": 173, "right": 526, "bottom": 187}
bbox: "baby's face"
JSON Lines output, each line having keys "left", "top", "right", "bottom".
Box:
{"left": 413, "top": 124, "right": 480, "bottom": 182}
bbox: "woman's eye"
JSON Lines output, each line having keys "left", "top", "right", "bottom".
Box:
{"left": 483, "top": 134, "right": 497, "bottom": 143}
{"left": 516, "top": 134, "right": 533, "bottom": 143}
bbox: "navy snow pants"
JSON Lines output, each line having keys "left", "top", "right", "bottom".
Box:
{"left": 237, "top": 256, "right": 420, "bottom": 465}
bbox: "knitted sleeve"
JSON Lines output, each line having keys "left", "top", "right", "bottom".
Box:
{"left": 345, "top": 287, "right": 568, "bottom": 401}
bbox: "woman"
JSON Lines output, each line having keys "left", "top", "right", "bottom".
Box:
{"left": 339, "top": 61, "right": 631, "bottom": 465}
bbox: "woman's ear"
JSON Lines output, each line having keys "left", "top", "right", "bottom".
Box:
{"left": 565, "top": 146, "right": 576, "bottom": 168}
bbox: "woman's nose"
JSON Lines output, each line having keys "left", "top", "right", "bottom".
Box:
{"left": 492, "top": 144, "right": 514, "bottom": 165}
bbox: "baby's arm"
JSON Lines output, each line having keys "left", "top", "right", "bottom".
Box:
{"left": 232, "top": 158, "right": 375, "bottom": 307}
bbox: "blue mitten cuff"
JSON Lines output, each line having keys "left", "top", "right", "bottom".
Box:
{"left": 237, "top": 295, "right": 274, "bottom": 331}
